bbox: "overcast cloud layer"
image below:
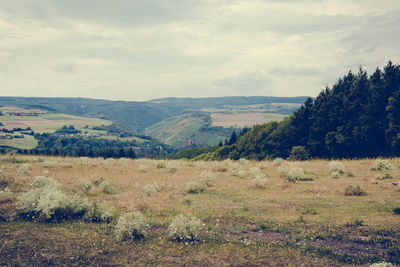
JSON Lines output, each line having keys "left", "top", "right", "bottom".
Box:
{"left": 1, "top": 0, "right": 399, "bottom": 101}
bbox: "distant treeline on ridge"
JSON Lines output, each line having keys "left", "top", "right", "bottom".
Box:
{"left": 188, "top": 61, "right": 400, "bottom": 160}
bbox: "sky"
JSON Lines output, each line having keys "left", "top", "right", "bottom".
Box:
{"left": 0, "top": 0, "right": 399, "bottom": 101}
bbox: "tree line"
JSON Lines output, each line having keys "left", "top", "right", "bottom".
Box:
{"left": 192, "top": 61, "right": 400, "bottom": 160}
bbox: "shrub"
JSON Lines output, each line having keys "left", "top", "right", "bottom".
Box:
{"left": 169, "top": 167, "right": 178, "bottom": 173}
{"left": 42, "top": 161, "right": 56, "bottom": 168}
{"left": 84, "top": 200, "right": 114, "bottom": 223}
{"left": 287, "top": 167, "right": 305, "bottom": 182}
{"left": 0, "top": 167, "right": 14, "bottom": 189}
{"left": 168, "top": 214, "right": 203, "bottom": 242}
{"left": 273, "top": 158, "right": 284, "bottom": 166}
{"left": 114, "top": 211, "right": 148, "bottom": 241}
{"left": 17, "top": 176, "right": 89, "bottom": 221}
{"left": 369, "top": 263, "right": 394, "bottom": 267}
{"left": 228, "top": 162, "right": 246, "bottom": 178}
{"left": 17, "top": 163, "right": 31, "bottom": 176}
{"left": 373, "top": 159, "right": 397, "bottom": 173}
{"left": 345, "top": 185, "right": 366, "bottom": 196}
{"left": 185, "top": 181, "right": 205, "bottom": 194}
{"left": 156, "top": 160, "right": 166, "bottom": 169}
{"left": 32, "top": 176, "right": 59, "bottom": 189}
{"left": 78, "top": 179, "right": 93, "bottom": 193}
{"left": 239, "top": 158, "right": 250, "bottom": 165}
{"left": 143, "top": 184, "right": 161, "bottom": 196}
{"left": 0, "top": 188, "right": 13, "bottom": 198}
{"left": 252, "top": 177, "right": 268, "bottom": 188}
{"left": 167, "top": 161, "right": 181, "bottom": 170}
{"left": 138, "top": 164, "right": 148, "bottom": 173}
{"left": 249, "top": 167, "right": 262, "bottom": 179}
{"left": 213, "top": 166, "right": 227, "bottom": 172}
{"left": 100, "top": 181, "right": 116, "bottom": 194}
{"left": 199, "top": 170, "right": 214, "bottom": 186}
{"left": 329, "top": 161, "right": 345, "bottom": 174}
{"left": 277, "top": 166, "right": 288, "bottom": 177}
{"left": 377, "top": 173, "right": 392, "bottom": 180}
{"left": 92, "top": 177, "right": 106, "bottom": 187}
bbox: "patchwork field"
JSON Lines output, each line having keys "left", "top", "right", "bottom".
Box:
{"left": 0, "top": 106, "right": 113, "bottom": 150}
{"left": 210, "top": 112, "right": 288, "bottom": 128}
{"left": 0, "top": 106, "right": 112, "bottom": 133}
{"left": 1, "top": 155, "right": 399, "bottom": 266}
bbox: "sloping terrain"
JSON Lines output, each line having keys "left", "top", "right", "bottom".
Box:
{"left": 144, "top": 113, "right": 231, "bottom": 148}
{"left": 0, "top": 96, "right": 306, "bottom": 133}
{"left": 0, "top": 155, "right": 399, "bottom": 265}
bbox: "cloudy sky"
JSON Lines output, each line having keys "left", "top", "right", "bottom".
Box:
{"left": 1, "top": 0, "right": 399, "bottom": 101}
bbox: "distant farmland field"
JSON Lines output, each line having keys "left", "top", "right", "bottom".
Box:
{"left": 211, "top": 112, "right": 288, "bottom": 127}
{"left": 0, "top": 106, "right": 112, "bottom": 133}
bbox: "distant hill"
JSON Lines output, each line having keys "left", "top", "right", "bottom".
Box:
{"left": 0, "top": 96, "right": 307, "bottom": 149}
{"left": 148, "top": 96, "right": 308, "bottom": 111}
{"left": 0, "top": 97, "right": 184, "bottom": 132}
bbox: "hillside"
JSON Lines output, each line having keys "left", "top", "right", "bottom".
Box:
{"left": 0, "top": 96, "right": 305, "bottom": 132}
{"left": 144, "top": 113, "right": 234, "bottom": 148}
{"left": 190, "top": 61, "right": 400, "bottom": 160}
{"left": 0, "top": 96, "right": 305, "bottom": 150}
{"left": 0, "top": 155, "right": 399, "bottom": 265}
{"left": 0, "top": 106, "right": 171, "bottom": 157}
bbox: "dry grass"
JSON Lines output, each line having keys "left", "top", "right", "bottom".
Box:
{"left": 1, "top": 155, "right": 400, "bottom": 265}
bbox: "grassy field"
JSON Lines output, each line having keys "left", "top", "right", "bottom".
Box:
{"left": 1, "top": 155, "right": 399, "bottom": 266}
{"left": 0, "top": 106, "right": 112, "bottom": 133}
{"left": 211, "top": 112, "right": 288, "bottom": 128}
{"left": 0, "top": 135, "right": 37, "bottom": 150}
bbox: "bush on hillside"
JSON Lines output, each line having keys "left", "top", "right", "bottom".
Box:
{"left": 185, "top": 181, "right": 205, "bottom": 194}
{"left": 168, "top": 214, "right": 203, "bottom": 242}
{"left": 114, "top": 211, "right": 148, "bottom": 241}
{"left": 287, "top": 167, "right": 305, "bottom": 182}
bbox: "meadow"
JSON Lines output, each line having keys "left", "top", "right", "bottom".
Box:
{"left": 0, "top": 155, "right": 399, "bottom": 266}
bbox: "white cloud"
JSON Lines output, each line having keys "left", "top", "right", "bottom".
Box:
{"left": 0, "top": 0, "right": 399, "bottom": 100}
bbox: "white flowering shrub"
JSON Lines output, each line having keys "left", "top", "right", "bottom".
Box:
{"left": 168, "top": 214, "right": 203, "bottom": 242}
{"left": 143, "top": 184, "right": 161, "bottom": 196}
{"left": 373, "top": 159, "right": 397, "bottom": 174}
{"left": 42, "top": 161, "right": 56, "bottom": 168}
{"left": 0, "top": 166, "right": 13, "bottom": 188}
{"left": 156, "top": 160, "right": 166, "bottom": 169}
{"left": 287, "top": 167, "right": 305, "bottom": 182}
{"left": 252, "top": 177, "right": 268, "bottom": 188}
{"left": 17, "top": 176, "right": 90, "bottom": 221}
{"left": 199, "top": 170, "right": 214, "bottom": 186}
{"left": 84, "top": 200, "right": 114, "bottom": 223}
{"left": 138, "top": 164, "right": 149, "bottom": 173}
{"left": 249, "top": 167, "right": 262, "bottom": 179}
{"left": 369, "top": 262, "right": 394, "bottom": 267}
{"left": 100, "top": 180, "right": 117, "bottom": 194}
{"left": 277, "top": 166, "right": 288, "bottom": 177}
{"left": 329, "top": 161, "right": 345, "bottom": 175}
{"left": 78, "top": 179, "right": 93, "bottom": 193}
{"left": 0, "top": 188, "right": 13, "bottom": 198}
{"left": 31, "top": 176, "right": 59, "bottom": 189}
{"left": 17, "top": 163, "right": 31, "bottom": 176}
{"left": 239, "top": 158, "right": 250, "bottom": 165}
{"left": 229, "top": 162, "right": 246, "bottom": 178}
{"left": 185, "top": 181, "right": 205, "bottom": 194}
{"left": 273, "top": 158, "right": 284, "bottom": 166}
{"left": 114, "top": 211, "right": 148, "bottom": 241}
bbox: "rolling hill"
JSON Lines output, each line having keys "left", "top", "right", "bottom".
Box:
{"left": 0, "top": 96, "right": 307, "bottom": 150}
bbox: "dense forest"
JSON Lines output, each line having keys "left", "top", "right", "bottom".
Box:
{"left": 192, "top": 61, "right": 400, "bottom": 160}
